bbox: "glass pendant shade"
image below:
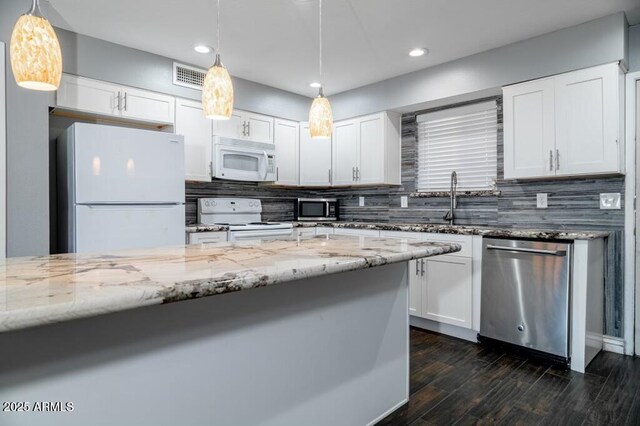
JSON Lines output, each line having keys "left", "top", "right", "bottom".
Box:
{"left": 309, "top": 91, "right": 333, "bottom": 139}
{"left": 10, "top": 1, "right": 62, "bottom": 91}
{"left": 202, "top": 54, "right": 234, "bottom": 120}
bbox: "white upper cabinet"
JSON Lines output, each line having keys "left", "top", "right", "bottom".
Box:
{"left": 503, "top": 62, "right": 623, "bottom": 180}
{"left": 57, "top": 74, "right": 175, "bottom": 125}
{"left": 175, "top": 99, "right": 213, "bottom": 182}
{"left": 120, "top": 87, "right": 175, "bottom": 124}
{"left": 503, "top": 78, "right": 555, "bottom": 179}
{"left": 299, "top": 122, "right": 332, "bottom": 186}
{"left": 57, "top": 74, "right": 121, "bottom": 117}
{"left": 554, "top": 64, "right": 620, "bottom": 176}
{"left": 213, "top": 110, "right": 274, "bottom": 143}
{"left": 332, "top": 119, "right": 360, "bottom": 185}
{"left": 332, "top": 112, "right": 401, "bottom": 186}
{"left": 358, "top": 114, "right": 386, "bottom": 185}
{"left": 273, "top": 119, "right": 299, "bottom": 186}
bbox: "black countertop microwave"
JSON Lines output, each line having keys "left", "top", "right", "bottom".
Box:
{"left": 294, "top": 198, "right": 339, "bottom": 221}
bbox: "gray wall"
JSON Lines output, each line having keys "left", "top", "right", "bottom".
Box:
{"left": 329, "top": 13, "right": 628, "bottom": 120}
{"left": 0, "top": 0, "right": 311, "bottom": 256}
{"left": 631, "top": 24, "right": 640, "bottom": 71}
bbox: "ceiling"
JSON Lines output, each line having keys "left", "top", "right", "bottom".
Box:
{"left": 45, "top": 0, "right": 639, "bottom": 97}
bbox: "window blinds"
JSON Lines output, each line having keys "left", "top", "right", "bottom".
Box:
{"left": 416, "top": 100, "right": 497, "bottom": 192}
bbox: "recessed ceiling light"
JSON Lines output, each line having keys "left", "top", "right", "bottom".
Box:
{"left": 194, "top": 44, "right": 212, "bottom": 54}
{"left": 409, "top": 48, "right": 428, "bottom": 57}
{"left": 309, "top": 82, "right": 322, "bottom": 88}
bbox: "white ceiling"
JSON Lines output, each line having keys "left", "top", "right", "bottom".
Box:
{"left": 45, "top": 0, "right": 639, "bottom": 97}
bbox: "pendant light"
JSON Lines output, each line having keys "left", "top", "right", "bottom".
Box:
{"left": 202, "top": 0, "right": 234, "bottom": 120}
{"left": 308, "top": 0, "right": 333, "bottom": 139}
{"left": 10, "top": 0, "right": 62, "bottom": 91}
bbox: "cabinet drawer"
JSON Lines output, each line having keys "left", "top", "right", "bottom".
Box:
{"left": 380, "top": 230, "right": 423, "bottom": 241}
{"left": 334, "top": 228, "right": 380, "bottom": 237}
{"left": 295, "top": 228, "right": 316, "bottom": 237}
{"left": 188, "top": 231, "right": 228, "bottom": 244}
{"left": 315, "top": 227, "right": 335, "bottom": 235}
{"left": 422, "top": 233, "right": 472, "bottom": 257}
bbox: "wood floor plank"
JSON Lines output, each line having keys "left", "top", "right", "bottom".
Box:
{"left": 378, "top": 328, "right": 637, "bottom": 426}
{"left": 515, "top": 372, "right": 571, "bottom": 416}
{"left": 377, "top": 385, "right": 449, "bottom": 426}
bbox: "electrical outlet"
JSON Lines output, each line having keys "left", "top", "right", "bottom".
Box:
{"left": 359, "top": 196, "right": 365, "bottom": 207}
{"left": 536, "top": 193, "right": 548, "bottom": 209}
{"left": 600, "top": 193, "right": 621, "bottom": 209}
{"left": 401, "top": 196, "right": 408, "bottom": 208}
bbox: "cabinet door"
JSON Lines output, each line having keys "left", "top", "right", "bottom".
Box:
{"left": 56, "top": 74, "right": 121, "bottom": 117}
{"left": 175, "top": 99, "right": 213, "bottom": 182}
{"left": 121, "top": 87, "right": 175, "bottom": 124}
{"left": 246, "top": 112, "right": 274, "bottom": 143}
{"left": 212, "top": 110, "right": 244, "bottom": 138}
{"left": 332, "top": 120, "right": 359, "bottom": 185}
{"left": 503, "top": 78, "right": 556, "bottom": 179}
{"left": 273, "top": 119, "right": 299, "bottom": 185}
{"left": 554, "top": 63, "right": 620, "bottom": 176}
{"left": 423, "top": 255, "right": 472, "bottom": 328}
{"left": 409, "top": 259, "right": 424, "bottom": 317}
{"left": 299, "top": 122, "right": 332, "bottom": 186}
{"left": 358, "top": 114, "right": 385, "bottom": 184}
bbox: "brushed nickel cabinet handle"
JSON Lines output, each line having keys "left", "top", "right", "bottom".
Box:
{"left": 123, "top": 92, "right": 128, "bottom": 111}
{"left": 556, "top": 149, "right": 560, "bottom": 170}
{"left": 415, "top": 260, "right": 419, "bottom": 275}
{"left": 421, "top": 259, "right": 425, "bottom": 276}
{"left": 549, "top": 150, "right": 553, "bottom": 171}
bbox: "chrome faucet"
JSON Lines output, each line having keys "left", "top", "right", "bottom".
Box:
{"left": 443, "top": 171, "right": 457, "bottom": 225}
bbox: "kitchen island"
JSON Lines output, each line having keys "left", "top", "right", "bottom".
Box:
{"left": 0, "top": 235, "right": 459, "bottom": 426}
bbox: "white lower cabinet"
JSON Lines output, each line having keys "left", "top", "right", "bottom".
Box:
{"left": 188, "top": 231, "right": 228, "bottom": 244}
{"left": 423, "top": 256, "right": 472, "bottom": 328}
{"left": 381, "top": 230, "right": 475, "bottom": 331}
{"left": 409, "top": 259, "right": 424, "bottom": 316}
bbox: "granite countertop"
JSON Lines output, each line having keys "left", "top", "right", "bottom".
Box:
{"left": 0, "top": 235, "right": 460, "bottom": 333}
{"left": 186, "top": 221, "right": 609, "bottom": 241}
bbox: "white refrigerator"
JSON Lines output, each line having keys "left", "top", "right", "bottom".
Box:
{"left": 58, "top": 123, "right": 185, "bottom": 253}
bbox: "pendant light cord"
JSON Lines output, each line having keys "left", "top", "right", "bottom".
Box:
{"left": 319, "top": 0, "right": 323, "bottom": 92}
{"left": 217, "top": 0, "right": 221, "bottom": 54}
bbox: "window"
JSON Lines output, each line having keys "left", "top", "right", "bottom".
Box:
{"left": 416, "top": 100, "right": 497, "bottom": 192}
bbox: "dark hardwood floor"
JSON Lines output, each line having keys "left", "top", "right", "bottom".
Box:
{"left": 377, "top": 327, "right": 640, "bottom": 426}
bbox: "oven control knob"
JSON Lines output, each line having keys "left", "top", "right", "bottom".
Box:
{"left": 211, "top": 201, "right": 217, "bottom": 207}
{"left": 517, "top": 325, "right": 525, "bottom": 332}
{"left": 205, "top": 201, "right": 210, "bottom": 207}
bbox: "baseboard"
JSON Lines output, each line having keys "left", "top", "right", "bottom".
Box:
{"left": 602, "top": 335, "right": 625, "bottom": 354}
{"left": 410, "top": 316, "right": 478, "bottom": 343}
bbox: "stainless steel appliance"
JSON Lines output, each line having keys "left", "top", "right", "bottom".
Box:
{"left": 294, "top": 198, "right": 338, "bottom": 221}
{"left": 479, "top": 238, "right": 572, "bottom": 362}
{"left": 211, "top": 136, "right": 276, "bottom": 182}
{"left": 197, "top": 198, "right": 292, "bottom": 241}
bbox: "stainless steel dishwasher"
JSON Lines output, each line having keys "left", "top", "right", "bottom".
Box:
{"left": 479, "top": 237, "right": 572, "bottom": 362}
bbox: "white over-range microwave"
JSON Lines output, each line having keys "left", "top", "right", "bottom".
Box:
{"left": 211, "top": 136, "right": 276, "bottom": 182}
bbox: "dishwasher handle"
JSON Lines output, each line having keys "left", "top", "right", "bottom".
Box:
{"left": 486, "top": 244, "right": 567, "bottom": 257}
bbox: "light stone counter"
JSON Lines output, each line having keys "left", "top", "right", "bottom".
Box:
{"left": 0, "top": 234, "right": 460, "bottom": 333}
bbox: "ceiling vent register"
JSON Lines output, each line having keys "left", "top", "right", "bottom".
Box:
{"left": 173, "top": 62, "right": 207, "bottom": 90}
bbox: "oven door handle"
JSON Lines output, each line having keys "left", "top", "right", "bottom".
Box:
{"left": 486, "top": 244, "right": 567, "bottom": 256}
{"left": 263, "top": 151, "right": 269, "bottom": 180}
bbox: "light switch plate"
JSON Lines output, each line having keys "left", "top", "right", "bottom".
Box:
{"left": 359, "top": 196, "right": 365, "bottom": 207}
{"left": 401, "top": 196, "right": 408, "bottom": 208}
{"left": 536, "top": 193, "right": 548, "bottom": 209}
{"left": 600, "top": 193, "right": 621, "bottom": 209}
